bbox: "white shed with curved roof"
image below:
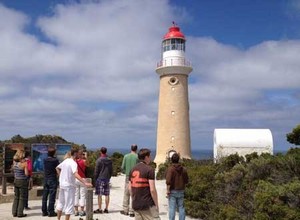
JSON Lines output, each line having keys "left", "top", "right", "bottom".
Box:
{"left": 213, "top": 129, "right": 273, "bottom": 162}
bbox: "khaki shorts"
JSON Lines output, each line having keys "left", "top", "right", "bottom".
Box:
{"left": 134, "top": 206, "right": 160, "bottom": 220}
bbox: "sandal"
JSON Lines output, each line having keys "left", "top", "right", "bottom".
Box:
{"left": 93, "top": 209, "right": 103, "bottom": 214}
{"left": 120, "top": 210, "right": 129, "bottom": 215}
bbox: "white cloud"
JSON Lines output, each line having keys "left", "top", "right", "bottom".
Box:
{"left": 0, "top": 1, "right": 299, "bottom": 151}
{"left": 188, "top": 37, "right": 300, "bottom": 149}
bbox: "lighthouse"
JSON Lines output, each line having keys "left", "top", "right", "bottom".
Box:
{"left": 154, "top": 23, "right": 193, "bottom": 165}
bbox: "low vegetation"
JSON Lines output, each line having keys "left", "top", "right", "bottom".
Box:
{"left": 2, "top": 124, "right": 300, "bottom": 219}
{"left": 158, "top": 149, "right": 300, "bottom": 219}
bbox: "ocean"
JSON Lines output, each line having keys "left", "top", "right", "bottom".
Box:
{"left": 106, "top": 148, "right": 213, "bottom": 160}
{"left": 106, "top": 148, "right": 286, "bottom": 161}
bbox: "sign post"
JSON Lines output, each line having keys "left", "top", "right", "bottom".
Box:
{"left": 85, "top": 178, "right": 93, "bottom": 220}
{"left": 2, "top": 175, "right": 6, "bottom": 195}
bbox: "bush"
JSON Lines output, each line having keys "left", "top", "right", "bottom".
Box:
{"left": 156, "top": 161, "right": 170, "bottom": 180}
{"left": 156, "top": 150, "right": 300, "bottom": 219}
{"left": 110, "top": 151, "right": 124, "bottom": 176}
{"left": 253, "top": 180, "right": 300, "bottom": 219}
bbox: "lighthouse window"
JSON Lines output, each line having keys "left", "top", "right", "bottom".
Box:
{"left": 163, "top": 39, "right": 185, "bottom": 52}
{"left": 162, "top": 39, "right": 171, "bottom": 52}
{"left": 169, "top": 77, "right": 179, "bottom": 85}
{"left": 175, "top": 39, "right": 185, "bottom": 51}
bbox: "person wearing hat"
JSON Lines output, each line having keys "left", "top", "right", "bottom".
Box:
{"left": 94, "top": 147, "right": 113, "bottom": 214}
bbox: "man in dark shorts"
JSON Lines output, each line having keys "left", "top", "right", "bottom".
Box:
{"left": 129, "top": 148, "right": 160, "bottom": 220}
{"left": 94, "top": 147, "right": 113, "bottom": 214}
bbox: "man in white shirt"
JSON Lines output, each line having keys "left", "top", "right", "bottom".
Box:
{"left": 56, "top": 148, "right": 92, "bottom": 220}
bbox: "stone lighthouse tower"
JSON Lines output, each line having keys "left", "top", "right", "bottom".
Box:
{"left": 154, "top": 23, "right": 193, "bottom": 165}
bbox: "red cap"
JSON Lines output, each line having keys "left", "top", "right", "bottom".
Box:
{"left": 163, "top": 22, "right": 185, "bottom": 40}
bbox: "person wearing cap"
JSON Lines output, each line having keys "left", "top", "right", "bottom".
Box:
{"left": 94, "top": 147, "right": 113, "bottom": 214}
{"left": 120, "top": 144, "right": 139, "bottom": 217}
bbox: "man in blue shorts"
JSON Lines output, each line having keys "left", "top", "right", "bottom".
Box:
{"left": 94, "top": 147, "right": 113, "bottom": 214}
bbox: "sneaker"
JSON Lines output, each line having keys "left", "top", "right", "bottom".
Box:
{"left": 48, "top": 212, "right": 57, "bottom": 217}
{"left": 104, "top": 209, "right": 109, "bottom": 213}
{"left": 120, "top": 210, "right": 129, "bottom": 215}
{"left": 79, "top": 211, "right": 86, "bottom": 216}
{"left": 93, "top": 209, "right": 103, "bottom": 214}
{"left": 74, "top": 212, "right": 79, "bottom": 216}
{"left": 42, "top": 213, "right": 48, "bottom": 217}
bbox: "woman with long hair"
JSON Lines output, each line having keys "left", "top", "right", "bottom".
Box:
{"left": 12, "top": 149, "right": 29, "bottom": 218}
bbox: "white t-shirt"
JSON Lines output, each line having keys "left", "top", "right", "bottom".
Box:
{"left": 57, "top": 158, "right": 78, "bottom": 189}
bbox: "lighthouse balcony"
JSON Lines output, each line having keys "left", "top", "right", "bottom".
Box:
{"left": 157, "top": 58, "right": 192, "bottom": 68}
{"left": 156, "top": 58, "right": 192, "bottom": 76}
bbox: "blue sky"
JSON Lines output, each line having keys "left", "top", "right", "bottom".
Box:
{"left": 0, "top": 0, "right": 299, "bottom": 151}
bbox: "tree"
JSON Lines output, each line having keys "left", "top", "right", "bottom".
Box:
{"left": 11, "top": 134, "right": 25, "bottom": 143}
{"left": 286, "top": 124, "right": 300, "bottom": 145}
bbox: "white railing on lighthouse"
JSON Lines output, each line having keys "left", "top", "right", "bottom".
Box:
{"left": 157, "top": 58, "right": 192, "bottom": 68}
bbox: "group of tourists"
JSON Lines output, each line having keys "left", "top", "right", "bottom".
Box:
{"left": 11, "top": 144, "right": 189, "bottom": 220}
{"left": 11, "top": 147, "right": 92, "bottom": 220}
{"left": 120, "top": 145, "right": 189, "bottom": 220}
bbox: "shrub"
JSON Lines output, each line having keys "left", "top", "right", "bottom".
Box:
{"left": 157, "top": 150, "right": 300, "bottom": 219}
{"left": 110, "top": 151, "right": 124, "bottom": 176}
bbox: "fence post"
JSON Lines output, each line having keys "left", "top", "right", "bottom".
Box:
{"left": 85, "top": 178, "right": 93, "bottom": 220}
{"left": 2, "top": 175, "right": 6, "bottom": 195}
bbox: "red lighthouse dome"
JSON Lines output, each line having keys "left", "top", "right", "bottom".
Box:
{"left": 163, "top": 22, "right": 185, "bottom": 40}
